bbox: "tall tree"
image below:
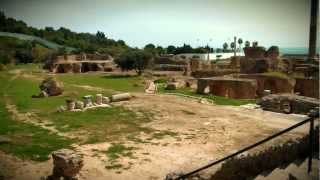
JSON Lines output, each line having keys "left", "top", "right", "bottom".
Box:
{"left": 245, "top": 41, "right": 250, "bottom": 48}
{"left": 223, "top": 42, "right": 228, "bottom": 52}
{"left": 238, "top": 38, "right": 243, "bottom": 51}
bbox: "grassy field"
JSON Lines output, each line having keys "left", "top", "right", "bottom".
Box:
{"left": 0, "top": 64, "right": 256, "bottom": 162}
{"left": 159, "top": 85, "right": 256, "bottom": 106}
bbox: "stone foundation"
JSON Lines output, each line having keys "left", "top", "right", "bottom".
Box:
{"left": 197, "top": 77, "right": 257, "bottom": 99}
{"left": 294, "top": 78, "right": 319, "bottom": 99}
{"left": 238, "top": 74, "right": 295, "bottom": 97}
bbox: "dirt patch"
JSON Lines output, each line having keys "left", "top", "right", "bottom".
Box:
{"left": 0, "top": 93, "right": 309, "bottom": 180}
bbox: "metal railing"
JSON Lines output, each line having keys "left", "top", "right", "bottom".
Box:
{"left": 175, "top": 109, "right": 319, "bottom": 179}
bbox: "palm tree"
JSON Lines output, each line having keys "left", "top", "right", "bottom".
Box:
{"left": 238, "top": 38, "right": 243, "bottom": 51}
{"left": 223, "top": 42, "right": 228, "bottom": 52}
{"left": 230, "top": 42, "right": 235, "bottom": 50}
{"left": 252, "top": 41, "right": 258, "bottom": 47}
{"left": 245, "top": 41, "right": 250, "bottom": 48}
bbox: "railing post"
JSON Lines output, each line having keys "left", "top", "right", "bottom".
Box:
{"left": 307, "top": 108, "right": 318, "bottom": 173}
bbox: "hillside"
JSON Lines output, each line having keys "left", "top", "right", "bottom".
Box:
{"left": 0, "top": 32, "right": 75, "bottom": 52}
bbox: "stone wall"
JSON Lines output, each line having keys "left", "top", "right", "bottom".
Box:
{"left": 240, "top": 58, "right": 270, "bottom": 74}
{"left": 238, "top": 74, "right": 295, "bottom": 97}
{"left": 197, "top": 77, "right": 257, "bottom": 99}
{"left": 294, "top": 78, "right": 319, "bottom": 98}
{"left": 243, "top": 46, "right": 266, "bottom": 59}
{"left": 191, "top": 69, "right": 239, "bottom": 78}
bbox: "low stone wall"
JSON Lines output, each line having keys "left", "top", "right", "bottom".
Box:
{"left": 197, "top": 77, "right": 257, "bottom": 99}
{"left": 294, "top": 78, "right": 319, "bottom": 99}
{"left": 191, "top": 69, "right": 239, "bottom": 78}
{"left": 238, "top": 74, "right": 295, "bottom": 97}
{"left": 51, "top": 62, "right": 113, "bottom": 73}
{"left": 240, "top": 58, "right": 270, "bottom": 74}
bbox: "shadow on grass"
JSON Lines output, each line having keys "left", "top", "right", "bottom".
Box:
{"left": 103, "top": 74, "right": 139, "bottom": 79}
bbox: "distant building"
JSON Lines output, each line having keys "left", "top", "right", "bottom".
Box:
{"left": 174, "top": 52, "right": 245, "bottom": 61}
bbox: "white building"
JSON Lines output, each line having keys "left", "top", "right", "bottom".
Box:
{"left": 175, "top": 52, "right": 245, "bottom": 61}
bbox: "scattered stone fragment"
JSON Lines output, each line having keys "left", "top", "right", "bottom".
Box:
{"left": 145, "top": 81, "right": 157, "bottom": 94}
{"left": 95, "top": 94, "right": 103, "bottom": 105}
{"left": 75, "top": 101, "right": 84, "bottom": 110}
{"left": 47, "top": 149, "right": 83, "bottom": 180}
{"left": 83, "top": 95, "right": 93, "bottom": 107}
{"left": 102, "top": 96, "right": 110, "bottom": 104}
{"left": 66, "top": 99, "right": 75, "bottom": 111}
{"left": 111, "top": 93, "right": 131, "bottom": 102}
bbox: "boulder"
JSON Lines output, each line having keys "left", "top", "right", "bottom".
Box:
{"left": 47, "top": 149, "right": 83, "bottom": 180}
{"left": 40, "top": 77, "right": 63, "bottom": 96}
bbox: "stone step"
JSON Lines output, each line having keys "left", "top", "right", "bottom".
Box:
{"left": 253, "top": 158, "right": 319, "bottom": 180}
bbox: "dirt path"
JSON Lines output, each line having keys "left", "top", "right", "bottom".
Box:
{"left": 0, "top": 92, "right": 310, "bottom": 180}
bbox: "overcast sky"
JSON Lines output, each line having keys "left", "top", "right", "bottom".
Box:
{"left": 0, "top": 0, "right": 312, "bottom": 48}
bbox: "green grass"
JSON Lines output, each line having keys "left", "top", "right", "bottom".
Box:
{"left": 0, "top": 65, "right": 158, "bottom": 161}
{"left": 104, "top": 143, "right": 136, "bottom": 161}
{"left": 159, "top": 86, "right": 256, "bottom": 106}
{"left": 56, "top": 73, "right": 144, "bottom": 92}
{"left": 0, "top": 72, "right": 73, "bottom": 161}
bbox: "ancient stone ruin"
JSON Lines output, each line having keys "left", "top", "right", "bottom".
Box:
{"left": 47, "top": 149, "right": 83, "bottom": 180}
{"left": 58, "top": 93, "right": 132, "bottom": 112}
{"left": 197, "top": 77, "right": 257, "bottom": 99}
{"left": 47, "top": 53, "right": 115, "bottom": 73}
{"left": 33, "top": 77, "right": 63, "bottom": 98}
{"left": 257, "top": 93, "right": 320, "bottom": 114}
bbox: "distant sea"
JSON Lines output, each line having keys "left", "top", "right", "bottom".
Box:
{"left": 279, "top": 47, "right": 310, "bottom": 55}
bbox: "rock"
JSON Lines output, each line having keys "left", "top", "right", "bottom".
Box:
{"left": 82, "top": 95, "right": 93, "bottom": 107}
{"left": 95, "top": 94, "right": 103, "bottom": 105}
{"left": 75, "top": 101, "right": 84, "bottom": 110}
{"left": 165, "top": 82, "right": 178, "bottom": 90}
{"left": 145, "top": 81, "right": 157, "bottom": 94}
{"left": 40, "top": 77, "right": 63, "bottom": 96}
{"left": 47, "top": 149, "right": 83, "bottom": 180}
{"left": 111, "top": 93, "right": 131, "bottom": 102}
{"left": 39, "top": 90, "right": 49, "bottom": 98}
{"left": 66, "top": 99, "right": 75, "bottom": 111}
{"left": 102, "top": 97, "right": 110, "bottom": 104}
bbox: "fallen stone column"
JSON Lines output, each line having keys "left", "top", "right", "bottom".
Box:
{"left": 111, "top": 93, "right": 131, "bottom": 102}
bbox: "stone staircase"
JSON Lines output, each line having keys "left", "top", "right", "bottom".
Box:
{"left": 253, "top": 158, "right": 319, "bottom": 180}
